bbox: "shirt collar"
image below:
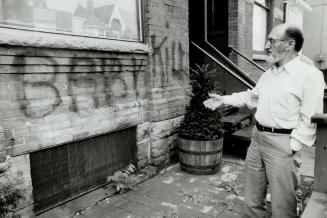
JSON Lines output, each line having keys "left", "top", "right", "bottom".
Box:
{"left": 269, "top": 56, "right": 301, "bottom": 74}
{"left": 282, "top": 55, "right": 301, "bottom": 74}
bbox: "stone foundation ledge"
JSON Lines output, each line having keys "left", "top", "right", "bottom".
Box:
{"left": 301, "top": 192, "right": 327, "bottom": 218}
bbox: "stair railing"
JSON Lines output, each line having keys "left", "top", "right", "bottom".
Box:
{"left": 191, "top": 41, "right": 255, "bottom": 90}
{"left": 227, "top": 46, "right": 266, "bottom": 72}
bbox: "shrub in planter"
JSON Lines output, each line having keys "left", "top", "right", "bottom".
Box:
{"left": 177, "top": 64, "right": 224, "bottom": 140}
{"left": 176, "top": 64, "right": 224, "bottom": 174}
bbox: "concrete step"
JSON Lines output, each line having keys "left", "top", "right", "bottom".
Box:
{"left": 221, "top": 110, "right": 253, "bottom": 133}
{"left": 222, "top": 110, "right": 253, "bottom": 153}
{"left": 222, "top": 111, "right": 252, "bottom": 127}
{"left": 217, "top": 105, "right": 239, "bottom": 117}
{"left": 230, "top": 124, "right": 253, "bottom": 143}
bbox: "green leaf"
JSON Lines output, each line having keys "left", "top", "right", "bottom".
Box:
{"left": 116, "top": 183, "right": 126, "bottom": 193}
{"left": 126, "top": 164, "right": 136, "bottom": 173}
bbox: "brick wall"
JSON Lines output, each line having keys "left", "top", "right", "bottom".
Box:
{"left": 0, "top": 46, "right": 148, "bottom": 157}
{"left": 228, "top": 0, "right": 257, "bottom": 79}
{"left": 144, "top": 0, "right": 190, "bottom": 165}
{"left": 235, "top": 0, "right": 257, "bottom": 79}
{"left": 228, "top": 0, "right": 285, "bottom": 82}
{"left": 0, "top": 46, "right": 150, "bottom": 214}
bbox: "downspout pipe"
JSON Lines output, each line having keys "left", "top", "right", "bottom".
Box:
{"left": 283, "top": 1, "right": 287, "bottom": 23}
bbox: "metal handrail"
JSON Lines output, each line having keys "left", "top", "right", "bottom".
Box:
{"left": 228, "top": 45, "right": 266, "bottom": 72}
{"left": 204, "top": 41, "right": 251, "bottom": 77}
{"left": 191, "top": 41, "right": 255, "bottom": 89}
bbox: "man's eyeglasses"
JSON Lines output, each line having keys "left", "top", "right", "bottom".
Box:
{"left": 266, "top": 38, "right": 288, "bottom": 44}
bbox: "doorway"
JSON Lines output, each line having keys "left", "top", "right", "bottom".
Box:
{"left": 189, "top": 0, "right": 229, "bottom": 55}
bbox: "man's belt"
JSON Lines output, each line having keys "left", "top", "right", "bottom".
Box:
{"left": 256, "top": 122, "right": 292, "bottom": 134}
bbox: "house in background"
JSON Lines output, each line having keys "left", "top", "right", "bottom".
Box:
{"left": 72, "top": 3, "right": 88, "bottom": 34}
{"left": 284, "top": 0, "right": 312, "bottom": 29}
{"left": 83, "top": 14, "right": 106, "bottom": 37}
{"left": 94, "top": 4, "right": 127, "bottom": 38}
{"left": 55, "top": 10, "right": 73, "bottom": 32}
{"left": 72, "top": 3, "right": 128, "bottom": 39}
{"left": 302, "top": 0, "right": 327, "bottom": 72}
{"left": 33, "top": 7, "right": 57, "bottom": 30}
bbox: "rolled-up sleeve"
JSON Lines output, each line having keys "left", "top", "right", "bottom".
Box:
{"left": 222, "top": 76, "right": 262, "bottom": 109}
{"left": 223, "top": 89, "right": 258, "bottom": 109}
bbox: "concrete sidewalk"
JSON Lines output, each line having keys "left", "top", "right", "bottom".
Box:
{"left": 38, "top": 149, "right": 314, "bottom": 218}
{"left": 41, "top": 160, "right": 247, "bottom": 218}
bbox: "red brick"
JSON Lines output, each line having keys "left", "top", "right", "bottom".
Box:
{"left": 0, "top": 92, "right": 11, "bottom": 101}
{"left": 14, "top": 136, "right": 25, "bottom": 145}
{"left": 0, "top": 142, "right": 5, "bottom": 151}
{"left": 54, "top": 134, "right": 73, "bottom": 144}
{"left": 14, "top": 142, "right": 40, "bottom": 155}
{"left": 5, "top": 146, "right": 13, "bottom": 156}
{"left": 35, "top": 48, "right": 74, "bottom": 58}
{"left": 0, "top": 151, "right": 6, "bottom": 162}
{"left": 73, "top": 132, "right": 89, "bottom": 140}
{"left": 0, "top": 101, "right": 14, "bottom": 110}
{"left": 52, "top": 121, "right": 72, "bottom": 130}
{"left": 7, "top": 47, "right": 36, "bottom": 56}
{"left": 30, "top": 124, "right": 52, "bottom": 133}
{"left": 24, "top": 135, "right": 39, "bottom": 143}
{"left": 1, "top": 119, "right": 25, "bottom": 129}
{"left": 3, "top": 109, "right": 22, "bottom": 119}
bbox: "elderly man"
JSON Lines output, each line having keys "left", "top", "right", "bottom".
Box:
{"left": 204, "top": 24, "right": 325, "bottom": 217}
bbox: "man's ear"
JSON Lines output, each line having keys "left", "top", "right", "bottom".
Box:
{"left": 287, "top": 39, "right": 296, "bottom": 51}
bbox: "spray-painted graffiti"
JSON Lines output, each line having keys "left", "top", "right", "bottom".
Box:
{"left": 12, "top": 52, "right": 146, "bottom": 118}
{"left": 151, "top": 34, "right": 187, "bottom": 87}
{"left": 66, "top": 58, "right": 130, "bottom": 112}
{"left": 12, "top": 53, "right": 62, "bottom": 117}
{"left": 10, "top": 30, "right": 188, "bottom": 118}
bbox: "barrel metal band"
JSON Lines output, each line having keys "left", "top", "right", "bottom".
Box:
{"left": 177, "top": 147, "right": 222, "bottom": 155}
{"left": 180, "top": 162, "right": 220, "bottom": 170}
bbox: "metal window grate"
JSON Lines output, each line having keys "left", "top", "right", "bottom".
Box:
{"left": 30, "top": 127, "right": 136, "bottom": 212}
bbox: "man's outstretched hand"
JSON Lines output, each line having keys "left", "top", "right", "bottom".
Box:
{"left": 203, "top": 93, "right": 224, "bottom": 110}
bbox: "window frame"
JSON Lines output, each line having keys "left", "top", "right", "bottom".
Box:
{"left": 252, "top": 0, "right": 271, "bottom": 55}
{"left": 0, "top": 0, "right": 144, "bottom": 43}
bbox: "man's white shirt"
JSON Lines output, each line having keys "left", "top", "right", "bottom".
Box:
{"left": 222, "top": 56, "right": 326, "bottom": 151}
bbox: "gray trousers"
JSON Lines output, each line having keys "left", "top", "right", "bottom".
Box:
{"left": 244, "top": 127, "right": 301, "bottom": 218}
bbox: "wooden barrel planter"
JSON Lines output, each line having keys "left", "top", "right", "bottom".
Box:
{"left": 176, "top": 136, "right": 223, "bottom": 175}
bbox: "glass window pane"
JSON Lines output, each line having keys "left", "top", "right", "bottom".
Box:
{"left": 0, "top": 0, "right": 142, "bottom": 42}
{"left": 252, "top": 4, "right": 267, "bottom": 51}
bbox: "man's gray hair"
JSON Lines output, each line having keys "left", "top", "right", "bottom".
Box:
{"left": 284, "top": 26, "right": 304, "bottom": 52}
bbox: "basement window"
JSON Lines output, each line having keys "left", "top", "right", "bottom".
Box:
{"left": 0, "top": 0, "right": 143, "bottom": 42}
